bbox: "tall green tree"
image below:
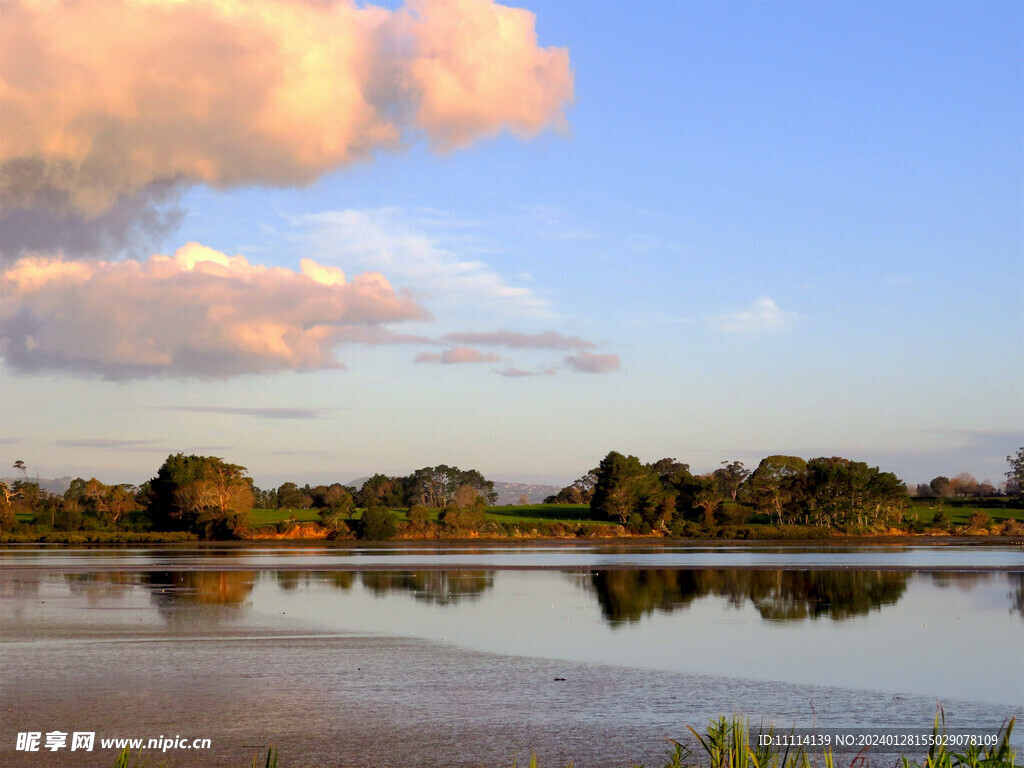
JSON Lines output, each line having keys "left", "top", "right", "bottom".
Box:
{"left": 353, "top": 474, "right": 405, "bottom": 508}
{"left": 147, "top": 454, "right": 253, "bottom": 538}
{"left": 405, "top": 465, "right": 496, "bottom": 507}
{"left": 590, "top": 451, "right": 672, "bottom": 530}
{"left": 712, "top": 461, "right": 750, "bottom": 501}
{"left": 1006, "top": 448, "right": 1024, "bottom": 495}
{"left": 276, "top": 482, "right": 309, "bottom": 509}
{"left": 929, "top": 476, "right": 951, "bottom": 498}
{"left": 747, "top": 455, "right": 808, "bottom": 524}
{"left": 805, "top": 457, "right": 907, "bottom": 527}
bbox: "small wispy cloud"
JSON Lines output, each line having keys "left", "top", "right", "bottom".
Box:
{"left": 163, "top": 406, "right": 332, "bottom": 420}
{"left": 564, "top": 351, "right": 620, "bottom": 374}
{"left": 494, "top": 366, "right": 556, "bottom": 378}
{"left": 416, "top": 347, "right": 500, "bottom": 364}
{"left": 54, "top": 439, "right": 159, "bottom": 450}
{"left": 440, "top": 330, "right": 596, "bottom": 350}
{"left": 708, "top": 298, "right": 798, "bottom": 334}
{"left": 303, "top": 209, "right": 545, "bottom": 313}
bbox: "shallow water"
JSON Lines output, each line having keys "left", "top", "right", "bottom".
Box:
{"left": 3, "top": 541, "right": 1022, "bottom": 571}
{"left": 1, "top": 543, "right": 1021, "bottom": 767}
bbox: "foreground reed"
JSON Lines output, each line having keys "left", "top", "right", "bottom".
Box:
{"left": 111, "top": 714, "right": 1017, "bottom": 768}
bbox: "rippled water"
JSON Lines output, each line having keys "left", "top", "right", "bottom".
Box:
{"left": 1, "top": 543, "right": 1021, "bottom": 767}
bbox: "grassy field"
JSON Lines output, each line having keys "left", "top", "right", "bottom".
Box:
{"left": 484, "top": 504, "right": 615, "bottom": 526}
{"left": 908, "top": 499, "right": 1024, "bottom": 527}
{"left": 250, "top": 500, "right": 1024, "bottom": 530}
{"left": 249, "top": 508, "right": 324, "bottom": 527}
{"left": 12, "top": 500, "right": 1021, "bottom": 535}
{"left": 248, "top": 503, "right": 615, "bottom": 529}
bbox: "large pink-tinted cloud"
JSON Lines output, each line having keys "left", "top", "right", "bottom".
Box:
{"left": 406, "top": 0, "right": 573, "bottom": 150}
{"left": 0, "top": 243, "right": 427, "bottom": 379}
{"left": 0, "top": 0, "right": 573, "bottom": 221}
{"left": 564, "top": 351, "right": 621, "bottom": 374}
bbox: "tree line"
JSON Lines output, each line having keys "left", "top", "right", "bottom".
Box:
{"left": 2, "top": 447, "right": 1021, "bottom": 540}
{"left": 0, "top": 455, "right": 497, "bottom": 540}
{"left": 550, "top": 448, "right": 1024, "bottom": 534}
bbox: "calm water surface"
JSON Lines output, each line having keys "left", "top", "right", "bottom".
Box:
{"left": 1, "top": 543, "right": 1021, "bottom": 767}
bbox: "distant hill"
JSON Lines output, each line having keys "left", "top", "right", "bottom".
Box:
{"left": 345, "top": 477, "right": 561, "bottom": 505}
{"left": 492, "top": 482, "right": 561, "bottom": 505}
{"left": 0, "top": 476, "right": 72, "bottom": 495}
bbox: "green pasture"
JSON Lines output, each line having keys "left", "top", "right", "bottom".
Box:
{"left": 908, "top": 500, "right": 1024, "bottom": 527}
{"left": 232, "top": 499, "right": 1024, "bottom": 531}
{"left": 248, "top": 504, "right": 612, "bottom": 529}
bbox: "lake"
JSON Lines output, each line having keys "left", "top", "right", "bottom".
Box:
{"left": 1, "top": 542, "right": 1021, "bottom": 767}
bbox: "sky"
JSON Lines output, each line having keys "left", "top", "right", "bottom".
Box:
{"left": 1, "top": 0, "right": 1021, "bottom": 490}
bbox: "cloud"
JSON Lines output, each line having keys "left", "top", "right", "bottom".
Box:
{"left": 407, "top": 0, "right": 573, "bottom": 150}
{"left": 0, "top": 243, "right": 427, "bottom": 379}
{"left": 304, "top": 209, "right": 543, "bottom": 312}
{"left": 441, "top": 330, "right": 595, "bottom": 350}
{"left": 416, "top": 347, "right": 500, "bottom": 364}
{"left": 708, "top": 298, "right": 798, "bottom": 333}
{"left": 563, "top": 351, "right": 620, "bottom": 374}
{"left": 0, "top": 0, "right": 572, "bottom": 255}
{"left": 494, "top": 366, "right": 556, "bottom": 377}
{"left": 162, "top": 407, "right": 332, "bottom": 420}
{"left": 54, "top": 439, "right": 158, "bottom": 450}
{"left": 0, "top": 168, "right": 183, "bottom": 260}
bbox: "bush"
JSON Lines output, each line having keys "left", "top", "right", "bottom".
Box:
{"left": 997, "top": 518, "right": 1024, "bottom": 535}
{"left": 931, "top": 509, "right": 951, "bottom": 531}
{"left": 439, "top": 505, "right": 485, "bottom": 533}
{"left": 408, "top": 505, "right": 431, "bottom": 527}
{"left": 968, "top": 511, "right": 993, "bottom": 531}
{"left": 326, "top": 521, "right": 352, "bottom": 540}
{"left": 356, "top": 506, "right": 399, "bottom": 540}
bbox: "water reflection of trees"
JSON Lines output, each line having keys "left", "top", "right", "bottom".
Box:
{"left": 589, "top": 569, "right": 909, "bottom": 624}
{"left": 929, "top": 572, "right": 994, "bottom": 591}
{"left": 272, "top": 571, "right": 356, "bottom": 591}
{"left": 143, "top": 571, "right": 256, "bottom": 622}
{"left": 1009, "top": 573, "right": 1023, "bottom": 618}
{"left": 64, "top": 572, "right": 138, "bottom": 605}
{"left": 360, "top": 570, "right": 493, "bottom": 605}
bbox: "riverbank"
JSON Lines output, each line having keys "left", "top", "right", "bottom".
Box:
{"left": 2, "top": 526, "right": 1021, "bottom": 545}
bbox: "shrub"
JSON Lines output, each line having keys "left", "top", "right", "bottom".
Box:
{"left": 356, "top": 506, "right": 399, "bottom": 540}
{"left": 439, "top": 505, "right": 485, "bottom": 533}
{"left": 407, "top": 505, "right": 431, "bottom": 527}
{"left": 996, "top": 518, "right": 1024, "bottom": 536}
{"left": 968, "top": 511, "right": 993, "bottom": 531}
{"left": 326, "top": 522, "right": 352, "bottom": 540}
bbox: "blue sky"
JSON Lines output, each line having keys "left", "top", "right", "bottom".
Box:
{"left": 1, "top": 0, "right": 1021, "bottom": 489}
